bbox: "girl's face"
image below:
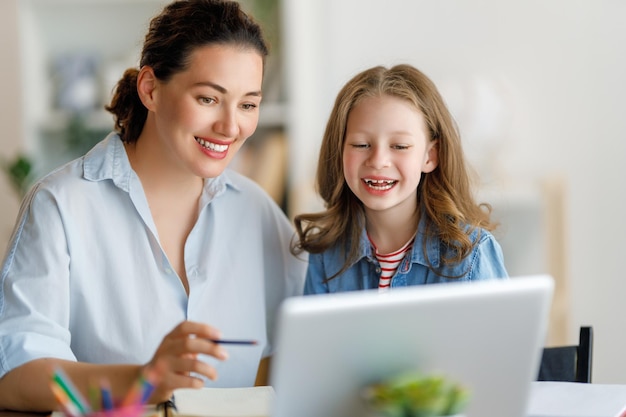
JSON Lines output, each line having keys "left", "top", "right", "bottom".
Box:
{"left": 342, "top": 95, "right": 438, "bottom": 219}
{"left": 140, "top": 44, "right": 263, "bottom": 178}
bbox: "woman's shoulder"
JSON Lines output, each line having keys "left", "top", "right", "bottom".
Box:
{"left": 25, "top": 156, "right": 87, "bottom": 199}
{"left": 19, "top": 134, "right": 122, "bottom": 209}
{"left": 28, "top": 134, "right": 119, "bottom": 190}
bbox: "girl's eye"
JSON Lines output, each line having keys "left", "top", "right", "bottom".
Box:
{"left": 392, "top": 144, "right": 410, "bottom": 150}
{"left": 350, "top": 143, "right": 369, "bottom": 149}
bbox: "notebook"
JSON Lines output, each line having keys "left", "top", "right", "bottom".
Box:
{"left": 269, "top": 275, "right": 554, "bottom": 417}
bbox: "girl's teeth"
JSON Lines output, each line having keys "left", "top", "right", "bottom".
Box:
{"left": 364, "top": 179, "right": 396, "bottom": 190}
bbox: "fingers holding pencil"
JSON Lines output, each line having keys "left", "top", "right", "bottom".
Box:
{"left": 145, "top": 321, "right": 245, "bottom": 400}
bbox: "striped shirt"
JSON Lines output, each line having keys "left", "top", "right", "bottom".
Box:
{"left": 369, "top": 234, "right": 415, "bottom": 292}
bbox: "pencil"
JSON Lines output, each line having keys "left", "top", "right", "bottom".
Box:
{"left": 100, "top": 379, "right": 115, "bottom": 411}
{"left": 208, "top": 339, "right": 258, "bottom": 345}
{"left": 120, "top": 374, "right": 145, "bottom": 407}
{"left": 139, "top": 371, "right": 157, "bottom": 405}
{"left": 121, "top": 368, "right": 158, "bottom": 407}
{"left": 52, "top": 368, "right": 92, "bottom": 415}
{"left": 50, "top": 382, "right": 82, "bottom": 417}
{"left": 87, "top": 384, "right": 101, "bottom": 412}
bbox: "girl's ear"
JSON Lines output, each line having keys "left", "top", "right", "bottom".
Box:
{"left": 422, "top": 139, "right": 439, "bottom": 173}
{"left": 136, "top": 66, "right": 158, "bottom": 111}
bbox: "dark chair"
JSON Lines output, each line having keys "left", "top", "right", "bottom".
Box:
{"left": 537, "top": 326, "right": 593, "bottom": 383}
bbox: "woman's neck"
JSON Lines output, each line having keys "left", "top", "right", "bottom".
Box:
{"left": 124, "top": 132, "right": 203, "bottom": 198}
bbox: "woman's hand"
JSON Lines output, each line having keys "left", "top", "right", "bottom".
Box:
{"left": 145, "top": 321, "right": 229, "bottom": 401}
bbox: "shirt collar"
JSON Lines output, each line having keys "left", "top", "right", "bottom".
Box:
{"left": 82, "top": 132, "right": 240, "bottom": 201}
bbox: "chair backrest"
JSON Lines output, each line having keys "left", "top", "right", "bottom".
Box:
{"left": 537, "top": 326, "right": 593, "bottom": 383}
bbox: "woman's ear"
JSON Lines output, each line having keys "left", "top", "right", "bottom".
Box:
{"left": 136, "top": 66, "right": 158, "bottom": 111}
{"left": 422, "top": 139, "right": 439, "bottom": 173}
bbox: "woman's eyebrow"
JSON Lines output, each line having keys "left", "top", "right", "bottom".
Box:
{"left": 193, "top": 81, "right": 262, "bottom": 97}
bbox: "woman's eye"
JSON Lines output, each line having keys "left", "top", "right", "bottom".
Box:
{"left": 199, "top": 97, "right": 215, "bottom": 105}
{"left": 241, "top": 103, "right": 258, "bottom": 110}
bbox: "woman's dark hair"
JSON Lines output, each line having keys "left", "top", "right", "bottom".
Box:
{"left": 105, "top": 0, "right": 269, "bottom": 143}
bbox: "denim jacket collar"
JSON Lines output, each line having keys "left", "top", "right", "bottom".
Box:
{"left": 354, "top": 213, "right": 441, "bottom": 270}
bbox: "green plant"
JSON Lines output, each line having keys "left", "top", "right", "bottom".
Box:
{"left": 362, "top": 372, "right": 470, "bottom": 417}
{"left": 2, "top": 153, "right": 33, "bottom": 198}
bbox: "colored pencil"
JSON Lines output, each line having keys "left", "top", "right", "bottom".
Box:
{"left": 52, "top": 368, "right": 92, "bottom": 415}
{"left": 50, "top": 382, "right": 82, "bottom": 417}
{"left": 88, "top": 384, "right": 101, "bottom": 412}
{"left": 100, "top": 379, "right": 115, "bottom": 411}
{"left": 121, "top": 369, "right": 157, "bottom": 407}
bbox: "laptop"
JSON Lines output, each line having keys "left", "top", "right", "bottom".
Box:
{"left": 269, "top": 275, "right": 554, "bottom": 417}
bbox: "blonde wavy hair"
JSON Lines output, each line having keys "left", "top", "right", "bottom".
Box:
{"left": 292, "top": 64, "right": 496, "bottom": 278}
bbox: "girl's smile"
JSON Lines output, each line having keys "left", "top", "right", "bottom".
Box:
{"left": 362, "top": 176, "right": 398, "bottom": 193}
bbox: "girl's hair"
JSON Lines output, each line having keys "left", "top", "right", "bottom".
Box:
{"left": 105, "top": 0, "right": 269, "bottom": 143}
{"left": 292, "top": 64, "right": 495, "bottom": 278}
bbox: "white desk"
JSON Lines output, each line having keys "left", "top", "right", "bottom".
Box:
{"left": 527, "top": 381, "right": 626, "bottom": 417}
{"left": 1, "top": 382, "right": 625, "bottom": 417}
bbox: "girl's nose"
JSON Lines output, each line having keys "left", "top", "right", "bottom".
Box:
{"left": 366, "top": 146, "right": 390, "bottom": 169}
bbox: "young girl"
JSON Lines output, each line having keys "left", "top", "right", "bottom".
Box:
{"left": 0, "top": 0, "right": 305, "bottom": 410}
{"left": 292, "top": 64, "right": 508, "bottom": 294}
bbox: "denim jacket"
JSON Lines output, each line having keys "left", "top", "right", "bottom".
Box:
{"left": 304, "top": 216, "right": 508, "bottom": 294}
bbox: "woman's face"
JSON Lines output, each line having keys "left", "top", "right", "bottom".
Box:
{"left": 342, "top": 95, "right": 438, "bottom": 220}
{"left": 143, "top": 44, "right": 264, "bottom": 178}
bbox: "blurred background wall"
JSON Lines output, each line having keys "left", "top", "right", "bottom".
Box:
{"left": 0, "top": 0, "right": 23, "bottom": 249}
{"left": 0, "top": 0, "right": 624, "bottom": 383}
{"left": 282, "top": 0, "right": 626, "bottom": 384}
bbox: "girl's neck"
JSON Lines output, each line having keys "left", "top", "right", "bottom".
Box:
{"left": 365, "top": 207, "right": 419, "bottom": 255}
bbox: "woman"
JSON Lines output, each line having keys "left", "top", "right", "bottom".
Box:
{"left": 0, "top": 0, "right": 305, "bottom": 410}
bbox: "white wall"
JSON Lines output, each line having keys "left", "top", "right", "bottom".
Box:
{"left": 0, "top": 0, "right": 23, "bottom": 255}
{"left": 283, "top": 0, "right": 626, "bottom": 383}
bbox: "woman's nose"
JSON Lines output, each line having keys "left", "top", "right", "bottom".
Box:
{"left": 214, "top": 108, "right": 239, "bottom": 138}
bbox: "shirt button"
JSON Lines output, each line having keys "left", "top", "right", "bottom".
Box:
{"left": 376, "top": 268, "right": 381, "bottom": 273}
{"left": 165, "top": 268, "right": 173, "bottom": 274}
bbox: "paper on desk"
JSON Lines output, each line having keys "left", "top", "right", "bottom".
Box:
{"left": 173, "top": 386, "right": 275, "bottom": 417}
{"left": 526, "top": 382, "right": 626, "bottom": 417}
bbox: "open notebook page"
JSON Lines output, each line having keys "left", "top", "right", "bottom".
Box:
{"left": 173, "top": 386, "right": 275, "bottom": 417}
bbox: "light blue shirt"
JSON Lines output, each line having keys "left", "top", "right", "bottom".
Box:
{"left": 0, "top": 133, "right": 306, "bottom": 387}
{"left": 304, "top": 218, "right": 508, "bottom": 294}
